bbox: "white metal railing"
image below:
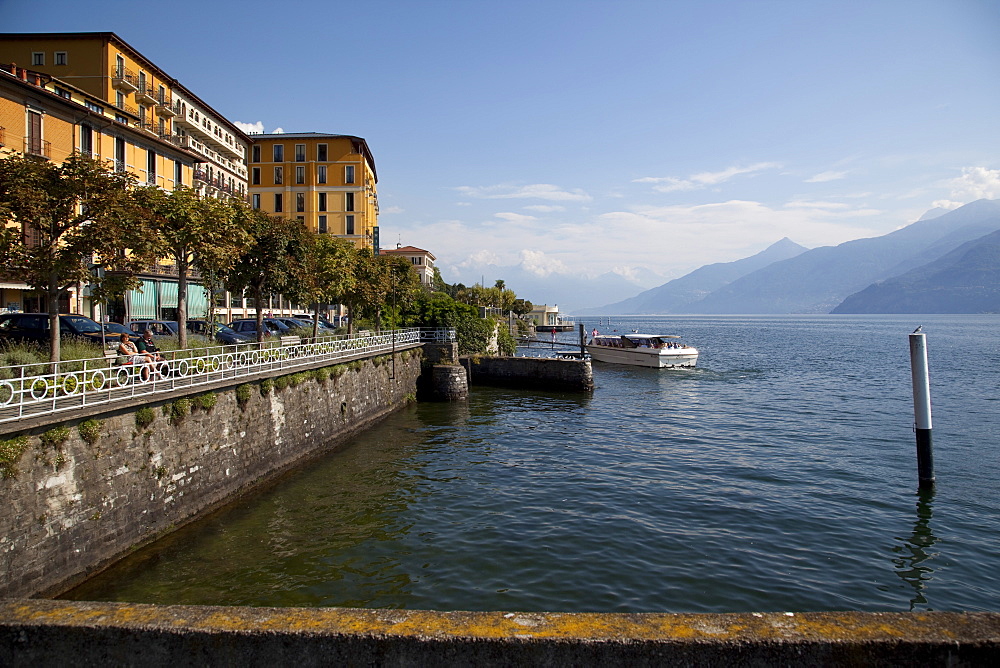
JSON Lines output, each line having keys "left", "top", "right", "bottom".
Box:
{"left": 0, "top": 328, "right": 453, "bottom": 424}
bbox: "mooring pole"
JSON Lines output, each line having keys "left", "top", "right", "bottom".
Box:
{"left": 908, "top": 328, "right": 935, "bottom": 487}
{"left": 579, "top": 323, "right": 586, "bottom": 358}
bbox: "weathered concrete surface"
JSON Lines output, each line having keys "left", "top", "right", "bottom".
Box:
{"left": 429, "top": 364, "right": 469, "bottom": 401}
{"left": 0, "top": 351, "right": 422, "bottom": 599}
{"left": 462, "top": 356, "right": 594, "bottom": 392}
{"left": 0, "top": 599, "right": 997, "bottom": 666}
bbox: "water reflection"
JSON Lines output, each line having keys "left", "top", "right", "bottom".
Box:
{"left": 890, "top": 488, "right": 938, "bottom": 611}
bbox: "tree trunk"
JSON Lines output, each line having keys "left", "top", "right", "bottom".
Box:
{"left": 311, "top": 303, "right": 320, "bottom": 340}
{"left": 177, "top": 256, "right": 188, "bottom": 350}
{"left": 47, "top": 286, "right": 61, "bottom": 368}
{"left": 254, "top": 286, "right": 266, "bottom": 344}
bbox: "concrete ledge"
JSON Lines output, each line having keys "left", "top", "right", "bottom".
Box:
{"left": 1, "top": 600, "right": 998, "bottom": 666}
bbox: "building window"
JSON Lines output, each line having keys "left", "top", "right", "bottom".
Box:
{"left": 295, "top": 144, "right": 305, "bottom": 161}
{"left": 252, "top": 194, "right": 261, "bottom": 209}
{"left": 274, "top": 193, "right": 283, "bottom": 212}
{"left": 345, "top": 165, "right": 355, "bottom": 184}
{"left": 147, "top": 149, "right": 156, "bottom": 184}
{"left": 318, "top": 215, "right": 327, "bottom": 233}
{"left": 345, "top": 192, "right": 355, "bottom": 211}
{"left": 79, "top": 124, "right": 93, "bottom": 156}
{"left": 115, "top": 137, "right": 126, "bottom": 172}
{"left": 251, "top": 167, "right": 260, "bottom": 185}
{"left": 115, "top": 54, "right": 125, "bottom": 77}
{"left": 411, "top": 257, "right": 423, "bottom": 265}
{"left": 32, "top": 52, "right": 44, "bottom": 66}
{"left": 295, "top": 165, "right": 305, "bottom": 184}
{"left": 252, "top": 145, "right": 260, "bottom": 162}
{"left": 296, "top": 193, "right": 305, "bottom": 212}
{"left": 317, "top": 144, "right": 327, "bottom": 161}
{"left": 273, "top": 144, "right": 283, "bottom": 162}
{"left": 55, "top": 51, "right": 67, "bottom": 66}
{"left": 317, "top": 165, "right": 326, "bottom": 184}
{"left": 274, "top": 166, "right": 283, "bottom": 184}
{"left": 116, "top": 91, "right": 125, "bottom": 109}
{"left": 345, "top": 215, "right": 355, "bottom": 235}
{"left": 85, "top": 101, "right": 103, "bottom": 113}
{"left": 158, "top": 85, "right": 166, "bottom": 103}
{"left": 174, "top": 160, "right": 183, "bottom": 188}
{"left": 318, "top": 192, "right": 327, "bottom": 211}
{"left": 55, "top": 87, "right": 71, "bottom": 99}
{"left": 26, "top": 110, "right": 43, "bottom": 157}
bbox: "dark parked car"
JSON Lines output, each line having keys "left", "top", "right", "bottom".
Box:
{"left": 274, "top": 317, "right": 313, "bottom": 331}
{"left": 0, "top": 313, "right": 105, "bottom": 345}
{"left": 228, "top": 319, "right": 280, "bottom": 339}
{"left": 127, "top": 320, "right": 179, "bottom": 337}
{"left": 187, "top": 320, "right": 252, "bottom": 345}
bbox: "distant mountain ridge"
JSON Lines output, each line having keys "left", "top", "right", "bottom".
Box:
{"left": 832, "top": 228, "right": 1000, "bottom": 313}
{"left": 684, "top": 199, "right": 1000, "bottom": 313}
{"left": 578, "top": 199, "right": 1000, "bottom": 315}
{"left": 576, "top": 237, "right": 808, "bottom": 315}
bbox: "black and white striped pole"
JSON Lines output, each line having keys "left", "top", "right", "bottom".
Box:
{"left": 909, "top": 326, "right": 935, "bottom": 487}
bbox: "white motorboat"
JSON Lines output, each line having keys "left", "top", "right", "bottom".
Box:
{"left": 586, "top": 334, "right": 698, "bottom": 368}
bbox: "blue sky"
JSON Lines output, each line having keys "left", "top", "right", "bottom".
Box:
{"left": 4, "top": 0, "right": 1000, "bottom": 287}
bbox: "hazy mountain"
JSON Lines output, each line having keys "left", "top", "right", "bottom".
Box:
{"left": 576, "top": 237, "right": 808, "bottom": 315}
{"left": 440, "top": 263, "right": 646, "bottom": 313}
{"left": 685, "top": 199, "right": 1000, "bottom": 313}
{"left": 832, "top": 229, "right": 1000, "bottom": 313}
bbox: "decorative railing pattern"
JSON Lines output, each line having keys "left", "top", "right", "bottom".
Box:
{"left": 0, "top": 328, "right": 455, "bottom": 424}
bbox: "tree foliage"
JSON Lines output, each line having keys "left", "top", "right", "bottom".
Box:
{"left": 285, "top": 233, "right": 357, "bottom": 338}
{"left": 0, "top": 153, "right": 156, "bottom": 362}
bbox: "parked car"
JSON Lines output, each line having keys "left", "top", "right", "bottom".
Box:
{"left": 101, "top": 322, "right": 134, "bottom": 337}
{"left": 0, "top": 313, "right": 106, "bottom": 345}
{"left": 228, "top": 319, "right": 280, "bottom": 339}
{"left": 291, "top": 315, "right": 336, "bottom": 331}
{"left": 127, "top": 320, "right": 179, "bottom": 337}
{"left": 273, "top": 317, "right": 313, "bottom": 331}
{"left": 186, "top": 320, "right": 252, "bottom": 345}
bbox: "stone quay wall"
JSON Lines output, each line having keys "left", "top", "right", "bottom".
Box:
{"left": 461, "top": 356, "right": 594, "bottom": 392}
{"left": 0, "top": 350, "right": 423, "bottom": 599}
{"left": 1, "top": 600, "right": 997, "bottom": 666}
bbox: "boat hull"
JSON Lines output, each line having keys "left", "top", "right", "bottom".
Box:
{"left": 586, "top": 345, "right": 698, "bottom": 368}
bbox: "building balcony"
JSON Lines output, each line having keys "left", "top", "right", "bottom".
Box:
{"left": 135, "top": 86, "right": 156, "bottom": 105}
{"left": 112, "top": 69, "right": 139, "bottom": 93}
{"left": 23, "top": 137, "right": 51, "bottom": 159}
{"left": 113, "top": 99, "right": 137, "bottom": 117}
{"left": 156, "top": 100, "right": 177, "bottom": 117}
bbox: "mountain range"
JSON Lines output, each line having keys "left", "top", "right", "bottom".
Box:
{"left": 578, "top": 199, "right": 1000, "bottom": 315}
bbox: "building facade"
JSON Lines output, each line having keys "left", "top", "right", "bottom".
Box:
{"left": 380, "top": 245, "right": 436, "bottom": 287}
{"left": 0, "top": 62, "right": 200, "bottom": 316}
{"left": 248, "top": 133, "right": 379, "bottom": 248}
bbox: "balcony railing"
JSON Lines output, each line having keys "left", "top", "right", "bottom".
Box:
{"left": 112, "top": 68, "right": 138, "bottom": 93}
{"left": 156, "top": 100, "right": 177, "bottom": 117}
{"left": 113, "top": 100, "right": 137, "bottom": 116}
{"left": 23, "top": 137, "right": 51, "bottom": 159}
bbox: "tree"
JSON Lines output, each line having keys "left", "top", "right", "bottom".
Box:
{"left": 286, "top": 233, "right": 356, "bottom": 338}
{"left": 223, "top": 209, "right": 303, "bottom": 342}
{"left": 136, "top": 186, "right": 247, "bottom": 348}
{"left": 135, "top": 187, "right": 248, "bottom": 348}
{"left": 0, "top": 153, "right": 155, "bottom": 362}
{"left": 341, "top": 251, "right": 420, "bottom": 332}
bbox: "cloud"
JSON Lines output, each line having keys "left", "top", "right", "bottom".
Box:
{"left": 519, "top": 249, "right": 569, "bottom": 277}
{"left": 272, "top": 127, "right": 285, "bottom": 134}
{"left": 945, "top": 166, "right": 1000, "bottom": 201}
{"left": 523, "top": 204, "right": 565, "bottom": 213}
{"left": 634, "top": 162, "right": 781, "bottom": 193}
{"left": 806, "top": 170, "right": 848, "bottom": 183}
{"left": 234, "top": 120, "right": 265, "bottom": 134}
{"left": 455, "top": 183, "right": 591, "bottom": 202}
{"left": 380, "top": 206, "right": 404, "bottom": 215}
{"left": 495, "top": 212, "right": 538, "bottom": 224}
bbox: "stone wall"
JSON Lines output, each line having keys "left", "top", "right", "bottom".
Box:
{"left": 1, "top": 600, "right": 997, "bottom": 666}
{"left": 0, "top": 351, "right": 422, "bottom": 598}
{"left": 461, "top": 356, "right": 594, "bottom": 392}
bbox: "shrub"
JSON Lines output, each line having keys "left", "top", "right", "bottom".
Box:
{"left": 39, "top": 426, "right": 71, "bottom": 449}
{"left": 193, "top": 392, "right": 217, "bottom": 411}
{"left": 311, "top": 368, "right": 327, "bottom": 383}
{"left": 0, "top": 435, "right": 30, "bottom": 479}
{"left": 259, "top": 379, "right": 273, "bottom": 395}
{"left": 235, "top": 383, "right": 253, "bottom": 405}
{"left": 78, "top": 419, "right": 102, "bottom": 445}
{"left": 135, "top": 407, "right": 155, "bottom": 429}
{"left": 273, "top": 375, "right": 290, "bottom": 391}
{"left": 170, "top": 398, "right": 191, "bottom": 423}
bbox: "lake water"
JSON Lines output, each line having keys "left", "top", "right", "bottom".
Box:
{"left": 62, "top": 315, "right": 1000, "bottom": 613}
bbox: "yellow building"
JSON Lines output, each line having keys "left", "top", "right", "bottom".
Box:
{"left": 0, "top": 62, "right": 200, "bottom": 315}
{"left": 0, "top": 32, "right": 249, "bottom": 201}
{"left": 248, "top": 133, "right": 379, "bottom": 248}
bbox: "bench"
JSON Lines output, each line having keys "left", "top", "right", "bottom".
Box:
{"left": 279, "top": 335, "right": 301, "bottom": 347}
